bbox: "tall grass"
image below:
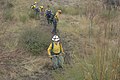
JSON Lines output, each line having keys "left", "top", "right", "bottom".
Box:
{"left": 19, "top": 14, "right": 28, "bottom": 23}
{"left": 3, "top": 9, "right": 14, "bottom": 21}
{"left": 54, "top": 5, "right": 80, "bottom": 15}
{"left": 52, "top": 0, "right": 120, "bottom": 80}
{"left": 3, "top": 0, "right": 14, "bottom": 21}
{"left": 52, "top": 46, "right": 120, "bottom": 80}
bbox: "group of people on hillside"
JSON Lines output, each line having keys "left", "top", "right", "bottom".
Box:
{"left": 31, "top": 2, "right": 44, "bottom": 16}
{"left": 31, "top": 2, "right": 62, "bottom": 34}
{"left": 31, "top": 2, "right": 65, "bottom": 70}
{"left": 45, "top": 5, "right": 62, "bottom": 34}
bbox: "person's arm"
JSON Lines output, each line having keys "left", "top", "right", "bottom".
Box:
{"left": 55, "top": 13, "right": 59, "bottom": 21}
{"left": 47, "top": 43, "right": 52, "bottom": 56}
{"left": 60, "top": 44, "right": 64, "bottom": 54}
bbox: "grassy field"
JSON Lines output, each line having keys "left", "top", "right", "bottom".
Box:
{"left": 0, "top": 0, "right": 120, "bottom": 80}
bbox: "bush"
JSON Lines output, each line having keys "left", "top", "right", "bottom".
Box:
{"left": 3, "top": 9, "right": 14, "bottom": 21}
{"left": 6, "top": 1, "right": 14, "bottom": 9}
{"left": 0, "top": 0, "right": 5, "bottom": 6}
{"left": 19, "top": 14, "right": 28, "bottom": 23}
{"left": 28, "top": 10, "right": 36, "bottom": 19}
{"left": 19, "top": 27, "right": 51, "bottom": 55}
{"left": 100, "top": 10, "right": 118, "bottom": 20}
{"left": 1, "top": 0, "right": 14, "bottom": 9}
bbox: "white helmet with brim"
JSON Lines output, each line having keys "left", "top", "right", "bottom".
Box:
{"left": 52, "top": 35, "right": 60, "bottom": 42}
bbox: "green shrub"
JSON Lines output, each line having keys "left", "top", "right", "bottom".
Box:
{"left": 100, "top": 10, "right": 118, "bottom": 20}
{"left": 28, "top": 10, "right": 36, "bottom": 19}
{"left": 3, "top": 9, "right": 14, "bottom": 21}
{"left": 19, "top": 27, "right": 51, "bottom": 55}
{"left": 1, "top": 0, "right": 14, "bottom": 9}
{"left": 0, "top": 0, "right": 5, "bottom": 6}
{"left": 19, "top": 14, "right": 28, "bottom": 23}
{"left": 6, "top": 1, "right": 14, "bottom": 9}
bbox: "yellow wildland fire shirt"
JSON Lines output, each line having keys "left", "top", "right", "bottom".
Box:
{"left": 54, "top": 12, "right": 60, "bottom": 21}
{"left": 47, "top": 42, "right": 64, "bottom": 56}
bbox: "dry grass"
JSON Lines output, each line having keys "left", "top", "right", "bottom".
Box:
{"left": 54, "top": 0, "right": 120, "bottom": 80}
{"left": 0, "top": 49, "right": 52, "bottom": 80}
{"left": 0, "top": 0, "right": 120, "bottom": 80}
{"left": 0, "top": 0, "right": 53, "bottom": 80}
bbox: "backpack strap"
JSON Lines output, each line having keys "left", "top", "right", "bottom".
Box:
{"left": 52, "top": 42, "right": 54, "bottom": 50}
{"left": 59, "top": 42, "right": 62, "bottom": 53}
{"left": 50, "top": 42, "right": 54, "bottom": 55}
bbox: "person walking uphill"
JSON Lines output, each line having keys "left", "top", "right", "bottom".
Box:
{"left": 30, "top": 2, "right": 40, "bottom": 19}
{"left": 52, "top": 10, "right": 62, "bottom": 34}
{"left": 47, "top": 35, "right": 65, "bottom": 70}
{"left": 45, "top": 5, "right": 52, "bottom": 24}
{"left": 39, "top": 6, "right": 44, "bottom": 16}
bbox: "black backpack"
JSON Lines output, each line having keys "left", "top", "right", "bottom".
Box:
{"left": 50, "top": 13, "right": 55, "bottom": 20}
{"left": 46, "top": 10, "right": 52, "bottom": 18}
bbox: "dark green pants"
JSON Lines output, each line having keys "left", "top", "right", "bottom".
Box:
{"left": 51, "top": 55, "right": 64, "bottom": 69}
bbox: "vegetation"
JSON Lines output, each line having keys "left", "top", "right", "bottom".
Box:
{"left": 19, "top": 14, "right": 28, "bottom": 23}
{"left": 29, "top": 9, "right": 36, "bottom": 19}
{"left": 19, "top": 27, "right": 51, "bottom": 55}
{"left": 0, "top": 0, "right": 120, "bottom": 80}
{"left": 3, "top": 9, "right": 14, "bottom": 21}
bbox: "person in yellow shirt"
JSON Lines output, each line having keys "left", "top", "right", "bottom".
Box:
{"left": 47, "top": 35, "right": 64, "bottom": 69}
{"left": 39, "top": 6, "right": 44, "bottom": 16}
{"left": 30, "top": 2, "right": 40, "bottom": 19}
{"left": 54, "top": 10, "right": 61, "bottom": 21}
{"left": 52, "top": 10, "right": 62, "bottom": 34}
{"left": 31, "top": 2, "right": 39, "bottom": 10}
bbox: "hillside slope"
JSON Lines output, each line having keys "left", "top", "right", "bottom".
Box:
{"left": 0, "top": 0, "right": 53, "bottom": 80}
{"left": 0, "top": 0, "right": 120, "bottom": 80}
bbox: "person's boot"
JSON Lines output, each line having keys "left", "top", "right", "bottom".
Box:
{"left": 59, "top": 66, "right": 63, "bottom": 68}
{"left": 52, "top": 65, "right": 58, "bottom": 70}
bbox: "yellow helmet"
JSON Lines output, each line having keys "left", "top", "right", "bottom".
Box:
{"left": 40, "top": 6, "right": 43, "bottom": 9}
{"left": 33, "top": 5, "right": 36, "bottom": 8}
{"left": 34, "top": 2, "right": 37, "bottom": 4}
{"left": 58, "top": 10, "right": 62, "bottom": 13}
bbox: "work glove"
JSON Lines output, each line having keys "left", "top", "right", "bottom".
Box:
{"left": 60, "top": 52, "right": 65, "bottom": 56}
{"left": 63, "top": 52, "right": 65, "bottom": 55}
{"left": 49, "top": 55, "right": 53, "bottom": 59}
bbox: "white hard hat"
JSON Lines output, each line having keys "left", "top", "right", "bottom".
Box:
{"left": 52, "top": 35, "right": 60, "bottom": 42}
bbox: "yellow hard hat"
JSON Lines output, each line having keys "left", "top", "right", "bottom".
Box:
{"left": 58, "top": 10, "right": 62, "bottom": 13}
{"left": 40, "top": 6, "right": 43, "bottom": 9}
{"left": 35, "top": 2, "right": 37, "bottom": 4}
{"left": 33, "top": 5, "right": 36, "bottom": 8}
